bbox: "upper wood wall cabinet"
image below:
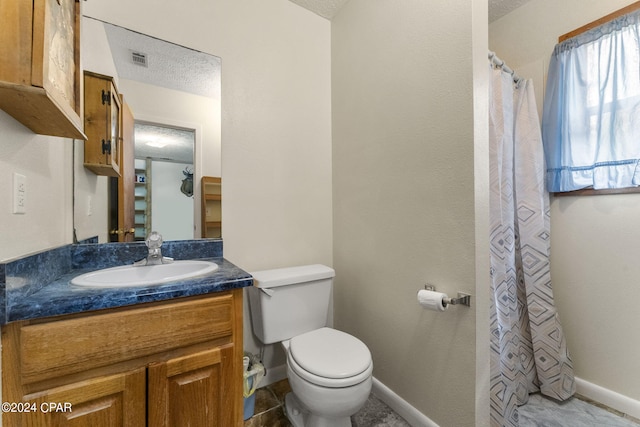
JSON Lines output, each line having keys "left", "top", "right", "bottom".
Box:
{"left": 0, "top": 0, "right": 85, "bottom": 139}
{"left": 83, "top": 71, "right": 122, "bottom": 177}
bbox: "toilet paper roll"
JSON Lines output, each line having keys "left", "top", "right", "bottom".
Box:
{"left": 417, "top": 289, "right": 448, "bottom": 312}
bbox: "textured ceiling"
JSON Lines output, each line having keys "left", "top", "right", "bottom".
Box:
{"left": 488, "top": 0, "right": 533, "bottom": 22}
{"left": 101, "top": 21, "right": 220, "bottom": 163}
{"left": 288, "top": 0, "right": 349, "bottom": 19}
{"left": 288, "top": 0, "right": 532, "bottom": 22}
{"left": 134, "top": 122, "right": 194, "bottom": 164}
{"left": 103, "top": 21, "right": 221, "bottom": 99}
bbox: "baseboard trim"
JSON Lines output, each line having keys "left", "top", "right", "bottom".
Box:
{"left": 260, "top": 370, "right": 640, "bottom": 424}
{"left": 372, "top": 377, "right": 438, "bottom": 427}
{"left": 260, "top": 368, "right": 436, "bottom": 426}
{"left": 575, "top": 376, "right": 640, "bottom": 420}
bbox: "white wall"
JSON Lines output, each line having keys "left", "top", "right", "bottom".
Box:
{"left": 490, "top": 0, "right": 640, "bottom": 405}
{"left": 332, "top": 1, "right": 487, "bottom": 426}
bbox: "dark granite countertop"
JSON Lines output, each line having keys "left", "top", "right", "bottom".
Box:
{"left": 0, "top": 239, "right": 253, "bottom": 324}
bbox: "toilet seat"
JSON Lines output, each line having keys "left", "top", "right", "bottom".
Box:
{"left": 287, "top": 327, "right": 372, "bottom": 388}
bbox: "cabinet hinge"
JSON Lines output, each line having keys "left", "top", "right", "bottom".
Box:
{"left": 101, "top": 90, "right": 111, "bottom": 105}
{"left": 101, "top": 139, "right": 112, "bottom": 155}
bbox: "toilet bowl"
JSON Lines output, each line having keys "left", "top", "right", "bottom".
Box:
{"left": 247, "top": 265, "right": 374, "bottom": 427}
{"left": 283, "top": 328, "right": 373, "bottom": 427}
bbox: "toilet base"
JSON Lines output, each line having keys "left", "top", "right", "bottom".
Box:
{"left": 284, "top": 393, "right": 305, "bottom": 427}
{"left": 285, "top": 392, "right": 352, "bottom": 427}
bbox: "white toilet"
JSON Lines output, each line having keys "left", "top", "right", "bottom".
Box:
{"left": 248, "top": 264, "right": 373, "bottom": 427}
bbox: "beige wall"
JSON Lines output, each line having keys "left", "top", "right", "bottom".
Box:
{"left": 0, "top": 115, "right": 74, "bottom": 261}
{"left": 490, "top": 0, "right": 640, "bottom": 403}
{"left": 332, "top": 1, "right": 486, "bottom": 425}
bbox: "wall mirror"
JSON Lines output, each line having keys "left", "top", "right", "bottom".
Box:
{"left": 74, "top": 17, "right": 221, "bottom": 244}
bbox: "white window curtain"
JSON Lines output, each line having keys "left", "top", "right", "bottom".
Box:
{"left": 542, "top": 9, "right": 640, "bottom": 192}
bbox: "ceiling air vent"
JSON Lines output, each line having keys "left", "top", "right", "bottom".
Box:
{"left": 131, "top": 51, "right": 148, "bottom": 67}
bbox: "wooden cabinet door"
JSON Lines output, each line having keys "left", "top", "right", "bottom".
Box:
{"left": 33, "top": 0, "right": 81, "bottom": 122}
{"left": 84, "top": 71, "right": 121, "bottom": 177}
{"left": 148, "top": 344, "right": 236, "bottom": 427}
{"left": 20, "top": 368, "right": 145, "bottom": 427}
{"left": 116, "top": 97, "right": 135, "bottom": 242}
{"left": 0, "top": 0, "right": 84, "bottom": 138}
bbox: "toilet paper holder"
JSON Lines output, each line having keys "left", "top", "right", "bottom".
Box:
{"left": 424, "top": 285, "right": 471, "bottom": 307}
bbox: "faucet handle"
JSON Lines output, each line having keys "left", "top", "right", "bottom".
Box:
{"left": 146, "top": 231, "right": 163, "bottom": 249}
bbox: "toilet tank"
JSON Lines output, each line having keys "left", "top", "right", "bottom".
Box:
{"left": 248, "top": 264, "right": 335, "bottom": 345}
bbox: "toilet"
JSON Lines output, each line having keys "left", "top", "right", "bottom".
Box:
{"left": 248, "top": 264, "right": 373, "bottom": 427}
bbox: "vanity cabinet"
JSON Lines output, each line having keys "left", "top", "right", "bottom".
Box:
{"left": 83, "top": 71, "right": 123, "bottom": 177}
{"left": 201, "top": 176, "right": 222, "bottom": 238}
{"left": 18, "top": 368, "right": 146, "bottom": 426}
{"left": 149, "top": 345, "right": 236, "bottom": 426}
{"left": 1, "top": 289, "right": 244, "bottom": 427}
{"left": 0, "top": 0, "right": 85, "bottom": 139}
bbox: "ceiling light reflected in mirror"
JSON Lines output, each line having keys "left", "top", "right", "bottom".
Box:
{"left": 134, "top": 122, "right": 194, "bottom": 163}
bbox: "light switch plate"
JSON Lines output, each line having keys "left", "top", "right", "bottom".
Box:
{"left": 13, "top": 173, "right": 26, "bottom": 214}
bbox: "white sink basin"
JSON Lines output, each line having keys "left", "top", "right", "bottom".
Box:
{"left": 71, "top": 260, "right": 219, "bottom": 288}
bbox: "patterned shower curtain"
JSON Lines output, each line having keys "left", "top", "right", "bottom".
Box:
{"left": 488, "top": 64, "right": 576, "bottom": 427}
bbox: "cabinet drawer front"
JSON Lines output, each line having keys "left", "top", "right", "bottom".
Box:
{"left": 19, "top": 294, "right": 234, "bottom": 384}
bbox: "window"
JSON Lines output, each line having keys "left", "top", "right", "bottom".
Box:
{"left": 542, "top": 4, "right": 640, "bottom": 194}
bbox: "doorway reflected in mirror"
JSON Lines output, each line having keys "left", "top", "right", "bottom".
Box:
{"left": 133, "top": 122, "right": 195, "bottom": 241}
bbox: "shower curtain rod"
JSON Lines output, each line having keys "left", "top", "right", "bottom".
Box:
{"left": 488, "top": 51, "right": 522, "bottom": 84}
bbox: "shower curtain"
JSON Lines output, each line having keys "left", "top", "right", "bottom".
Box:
{"left": 488, "top": 63, "right": 576, "bottom": 427}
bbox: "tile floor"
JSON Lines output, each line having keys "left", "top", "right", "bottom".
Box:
{"left": 243, "top": 379, "right": 410, "bottom": 427}
{"left": 244, "top": 381, "right": 640, "bottom": 427}
{"left": 519, "top": 393, "right": 640, "bottom": 427}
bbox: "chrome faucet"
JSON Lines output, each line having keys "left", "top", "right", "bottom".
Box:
{"left": 134, "top": 231, "right": 174, "bottom": 266}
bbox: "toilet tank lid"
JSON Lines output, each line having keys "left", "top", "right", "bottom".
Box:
{"left": 251, "top": 264, "right": 335, "bottom": 289}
